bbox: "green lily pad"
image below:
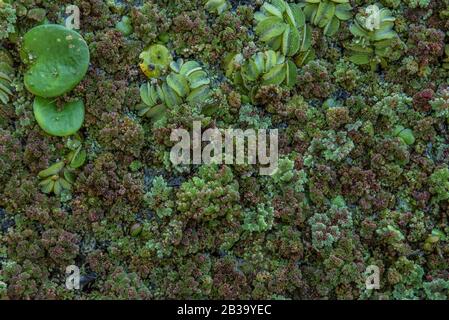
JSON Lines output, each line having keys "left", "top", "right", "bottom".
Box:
{"left": 139, "top": 44, "right": 172, "bottom": 78}
{"left": 33, "top": 97, "right": 85, "bottom": 137}
{"left": 21, "top": 24, "right": 90, "bottom": 98}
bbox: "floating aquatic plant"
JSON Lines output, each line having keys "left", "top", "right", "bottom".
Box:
{"left": 393, "top": 125, "right": 415, "bottom": 145}
{"left": 0, "top": 0, "right": 16, "bottom": 40}
{"left": 38, "top": 135, "right": 86, "bottom": 195}
{"left": 20, "top": 24, "right": 90, "bottom": 98}
{"left": 33, "top": 97, "right": 85, "bottom": 137}
{"left": 225, "top": 50, "right": 297, "bottom": 102}
{"left": 255, "top": 0, "right": 311, "bottom": 57}
{"left": 116, "top": 16, "right": 133, "bottom": 36}
{"left": 0, "top": 47, "right": 14, "bottom": 105}
{"left": 20, "top": 24, "right": 89, "bottom": 136}
{"left": 294, "top": 48, "right": 316, "bottom": 67}
{"left": 38, "top": 161, "right": 75, "bottom": 195}
{"left": 138, "top": 59, "right": 211, "bottom": 121}
{"left": 65, "top": 135, "right": 87, "bottom": 169}
{"left": 300, "top": 0, "right": 352, "bottom": 36}
{"left": 139, "top": 44, "right": 172, "bottom": 79}
{"left": 346, "top": 4, "right": 398, "bottom": 69}
{"left": 443, "top": 45, "right": 449, "bottom": 69}
{"left": 204, "top": 0, "right": 230, "bottom": 14}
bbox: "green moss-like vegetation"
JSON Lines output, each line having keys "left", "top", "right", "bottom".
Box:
{"left": 0, "top": 0, "right": 449, "bottom": 301}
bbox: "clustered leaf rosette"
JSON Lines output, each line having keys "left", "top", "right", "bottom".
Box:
{"left": 138, "top": 59, "right": 211, "bottom": 122}
{"left": 300, "top": 0, "right": 352, "bottom": 36}
{"left": 255, "top": 0, "right": 311, "bottom": 57}
{"left": 38, "top": 161, "right": 74, "bottom": 195}
{"left": 38, "top": 136, "right": 86, "bottom": 195}
{"left": 204, "top": 0, "right": 230, "bottom": 15}
{"left": 346, "top": 4, "right": 398, "bottom": 69}
{"left": 0, "top": 47, "right": 14, "bottom": 105}
{"left": 139, "top": 44, "right": 172, "bottom": 79}
{"left": 225, "top": 50, "right": 297, "bottom": 103}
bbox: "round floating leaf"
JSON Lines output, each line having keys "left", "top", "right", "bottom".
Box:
{"left": 33, "top": 97, "right": 85, "bottom": 137}
{"left": 335, "top": 3, "right": 352, "bottom": 21}
{"left": 21, "top": 24, "right": 90, "bottom": 98}
{"left": 139, "top": 44, "right": 172, "bottom": 78}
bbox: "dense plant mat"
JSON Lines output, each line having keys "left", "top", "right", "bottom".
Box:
{"left": 1, "top": 0, "right": 449, "bottom": 300}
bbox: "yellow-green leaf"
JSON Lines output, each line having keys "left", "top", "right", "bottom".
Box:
{"left": 38, "top": 161, "right": 65, "bottom": 178}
